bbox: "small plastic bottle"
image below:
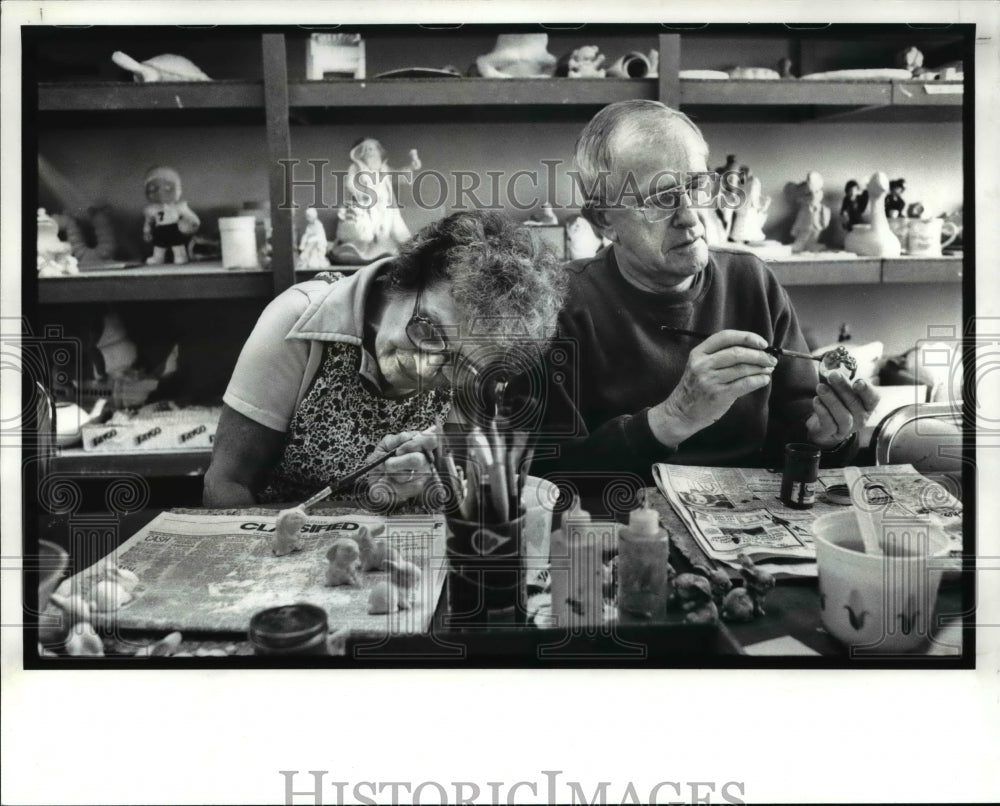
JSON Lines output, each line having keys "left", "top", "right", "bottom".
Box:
{"left": 617, "top": 498, "right": 671, "bottom": 620}
{"left": 549, "top": 498, "right": 604, "bottom": 630}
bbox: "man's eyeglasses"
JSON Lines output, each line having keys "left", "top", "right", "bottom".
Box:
{"left": 405, "top": 287, "right": 450, "bottom": 354}
{"left": 634, "top": 171, "right": 722, "bottom": 223}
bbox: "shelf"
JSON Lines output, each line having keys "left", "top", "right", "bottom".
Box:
{"left": 882, "top": 256, "right": 963, "bottom": 284}
{"left": 53, "top": 447, "right": 212, "bottom": 477}
{"left": 682, "top": 78, "right": 892, "bottom": 106}
{"left": 38, "top": 263, "right": 274, "bottom": 303}
{"left": 763, "top": 256, "right": 962, "bottom": 286}
{"left": 288, "top": 77, "right": 657, "bottom": 108}
{"left": 38, "top": 81, "right": 265, "bottom": 111}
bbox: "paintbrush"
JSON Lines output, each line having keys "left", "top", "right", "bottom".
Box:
{"left": 659, "top": 325, "right": 820, "bottom": 362}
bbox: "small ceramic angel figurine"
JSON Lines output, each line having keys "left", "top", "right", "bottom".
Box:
{"left": 729, "top": 173, "right": 770, "bottom": 243}
{"left": 297, "top": 207, "right": 331, "bottom": 270}
{"left": 789, "top": 171, "right": 831, "bottom": 253}
{"left": 142, "top": 166, "right": 200, "bottom": 265}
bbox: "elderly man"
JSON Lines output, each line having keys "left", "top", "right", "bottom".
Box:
{"left": 532, "top": 100, "right": 878, "bottom": 483}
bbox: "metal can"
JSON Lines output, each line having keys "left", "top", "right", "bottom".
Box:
{"left": 780, "top": 442, "right": 821, "bottom": 509}
{"left": 248, "top": 604, "right": 329, "bottom": 656}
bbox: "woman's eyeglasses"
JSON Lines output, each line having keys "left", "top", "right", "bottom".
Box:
{"left": 405, "top": 287, "right": 450, "bottom": 354}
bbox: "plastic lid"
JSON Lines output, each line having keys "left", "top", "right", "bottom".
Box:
{"left": 248, "top": 603, "right": 328, "bottom": 651}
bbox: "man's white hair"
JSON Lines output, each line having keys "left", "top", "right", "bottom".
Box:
{"left": 574, "top": 100, "right": 710, "bottom": 225}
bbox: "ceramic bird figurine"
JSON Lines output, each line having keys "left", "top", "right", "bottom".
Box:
{"left": 844, "top": 172, "right": 902, "bottom": 257}
{"left": 112, "top": 51, "right": 210, "bottom": 82}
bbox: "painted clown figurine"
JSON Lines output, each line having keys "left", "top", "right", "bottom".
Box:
{"left": 142, "top": 166, "right": 200, "bottom": 265}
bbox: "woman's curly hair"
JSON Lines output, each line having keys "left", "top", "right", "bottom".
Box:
{"left": 384, "top": 210, "right": 567, "bottom": 347}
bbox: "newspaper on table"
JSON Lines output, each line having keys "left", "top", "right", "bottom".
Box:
{"left": 652, "top": 463, "right": 962, "bottom": 577}
{"left": 56, "top": 511, "right": 447, "bottom": 634}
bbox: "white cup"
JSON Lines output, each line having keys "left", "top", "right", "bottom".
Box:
{"left": 219, "top": 216, "right": 260, "bottom": 269}
{"left": 906, "top": 217, "right": 959, "bottom": 257}
{"left": 813, "top": 510, "right": 949, "bottom": 654}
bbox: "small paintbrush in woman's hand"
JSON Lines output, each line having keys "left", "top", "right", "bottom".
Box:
{"left": 659, "top": 326, "right": 821, "bottom": 362}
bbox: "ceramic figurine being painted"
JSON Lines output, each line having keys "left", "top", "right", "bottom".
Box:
{"left": 142, "top": 166, "right": 200, "bottom": 265}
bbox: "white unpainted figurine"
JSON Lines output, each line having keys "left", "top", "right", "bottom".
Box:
{"left": 332, "top": 138, "right": 420, "bottom": 263}
{"left": 790, "top": 171, "right": 831, "bottom": 253}
{"left": 142, "top": 166, "right": 200, "bottom": 265}
{"left": 297, "top": 207, "right": 330, "bottom": 270}
{"left": 557, "top": 45, "right": 606, "bottom": 78}
{"left": 357, "top": 524, "right": 398, "bottom": 572}
{"left": 367, "top": 580, "right": 400, "bottom": 614}
{"left": 565, "top": 215, "right": 605, "bottom": 260}
{"left": 36, "top": 208, "right": 79, "bottom": 277}
{"left": 729, "top": 173, "right": 771, "bottom": 243}
{"left": 64, "top": 622, "right": 105, "bottom": 657}
{"left": 325, "top": 538, "right": 362, "bottom": 587}
{"left": 385, "top": 557, "right": 422, "bottom": 610}
{"left": 273, "top": 506, "right": 307, "bottom": 556}
{"left": 112, "top": 51, "right": 210, "bottom": 82}
{"left": 91, "top": 579, "right": 132, "bottom": 611}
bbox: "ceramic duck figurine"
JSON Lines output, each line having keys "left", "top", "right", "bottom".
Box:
{"left": 112, "top": 51, "right": 210, "bottom": 82}
{"left": 844, "top": 172, "right": 902, "bottom": 257}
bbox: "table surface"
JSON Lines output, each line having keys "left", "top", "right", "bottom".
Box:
{"left": 33, "top": 490, "right": 967, "bottom": 664}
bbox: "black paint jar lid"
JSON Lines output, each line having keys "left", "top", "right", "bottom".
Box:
{"left": 249, "top": 603, "right": 328, "bottom": 653}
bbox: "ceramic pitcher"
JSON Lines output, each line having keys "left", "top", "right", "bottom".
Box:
{"left": 907, "top": 218, "right": 959, "bottom": 256}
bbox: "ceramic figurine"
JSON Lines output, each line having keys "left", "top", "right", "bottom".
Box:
{"left": 555, "top": 46, "right": 606, "bottom": 78}
{"left": 897, "top": 46, "right": 925, "bottom": 76}
{"left": 729, "top": 173, "right": 770, "bottom": 243}
{"left": 142, "top": 166, "right": 200, "bottom": 265}
{"left": 606, "top": 50, "right": 658, "bottom": 78}
{"left": 737, "top": 553, "right": 775, "bottom": 616}
{"left": 728, "top": 66, "right": 780, "bottom": 80}
{"left": 385, "top": 557, "right": 422, "bottom": 610}
{"left": 844, "top": 172, "right": 902, "bottom": 257}
{"left": 884, "top": 178, "right": 906, "bottom": 218}
{"left": 524, "top": 202, "right": 559, "bottom": 226}
{"left": 367, "top": 580, "right": 400, "bottom": 614}
{"left": 720, "top": 587, "right": 755, "bottom": 623}
{"left": 840, "top": 180, "right": 868, "bottom": 231}
{"left": 777, "top": 57, "right": 795, "bottom": 78}
{"left": 272, "top": 507, "right": 307, "bottom": 556}
{"left": 357, "top": 525, "right": 398, "bottom": 572}
{"left": 474, "top": 34, "right": 557, "bottom": 78}
{"left": 714, "top": 155, "right": 741, "bottom": 237}
{"left": 36, "top": 208, "right": 79, "bottom": 277}
{"left": 111, "top": 51, "right": 210, "bottom": 82}
{"left": 789, "top": 171, "right": 831, "bottom": 253}
{"left": 565, "top": 215, "right": 605, "bottom": 260}
{"left": 325, "top": 538, "right": 362, "bottom": 587}
{"left": 297, "top": 207, "right": 331, "bottom": 270}
{"left": 332, "top": 138, "right": 419, "bottom": 263}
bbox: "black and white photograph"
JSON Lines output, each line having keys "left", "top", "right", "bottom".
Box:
{"left": 3, "top": 1, "right": 998, "bottom": 804}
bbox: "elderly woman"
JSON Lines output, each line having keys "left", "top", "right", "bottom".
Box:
{"left": 204, "top": 210, "right": 565, "bottom": 507}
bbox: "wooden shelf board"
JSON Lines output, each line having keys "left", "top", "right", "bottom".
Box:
{"left": 882, "top": 256, "right": 963, "bottom": 284}
{"left": 38, "top": 81, "right": 265, "bottom": 111}
{"left": 53, "top": 448, "right": 212, "bottom": 477}
{"left": 765, "top": 257, "right": 882, "bottom": 286}
{"left": 38, "top": 263, "right": 273, "bottom": 303}
{"left": 891, "top": 80, "right": 964, "bottom": 106}
{"left": 681, "top": 78, "right": 894, "bottom": 106}
{"left": 288, "top": 77, "right": 657, "bottom": 107}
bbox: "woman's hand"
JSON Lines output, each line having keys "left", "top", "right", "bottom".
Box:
{"left": 365, "top": 429, "right": 438, "bottom": 502}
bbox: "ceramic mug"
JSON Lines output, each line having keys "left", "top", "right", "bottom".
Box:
{"left": 813, "top": 510, "right": 949, "bottom": 654}
{"left": 906, "top": 217, "right": 959, "bottom": 256}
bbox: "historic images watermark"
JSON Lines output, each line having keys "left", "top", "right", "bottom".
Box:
{"left": 277, "top": 160, "right": 743, "bottom": 214}
{"left": 279, "top": 769, "right": 747, "bottom": 805}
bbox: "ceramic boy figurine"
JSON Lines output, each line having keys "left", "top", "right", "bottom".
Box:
{"left": 142, "top": 166, "right": 200, "bottom": 265}
{"left": 789, "top": 171, "right": 831, "bottom": 253}
{"left": 884, "top": 178, "right": 906, "bottom": 218}
{"left": 840, "top": 180, "right": 868, "bottom": 231}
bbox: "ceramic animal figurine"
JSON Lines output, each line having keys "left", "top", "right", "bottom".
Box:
{"left": 272, "top": 507, "right": 307, "bottom": 556}
{"left": 333, "top": 138, "right": 419, "bottom": 263}
{"left": 357, "top": 525, "right": 399, "bottom": 572}
{"left": 555, "top": 46, "right": 606, "bottom": 78}
{"left": 112, "top": 51, "right": 210, "bottom": 82}
{"left": 844, "top": 172, "right": 902, "bottom": 257}
{"left": 737, "top": 553, "right": 775, "bottom": 616}
{"left": 729, "top": 173, "right": 770, "bottom": 243}
{"left": 297, "top": 207, "right": 330, "bottom": 270}
{"left": 142, "top": 166, "right": 200, "bottom": 265}
{"left": 720, "top": 587, "right": 755, "bottom": 622}
{"left": 36, "top": 208, "right": 79, "bottom": 277}
{"left": 474, "top": 34, "right": 557, "bottom": 78}
{"left": 367, "top": 580, "right": 400, "bottom": 614}
{"left": 325, "top": 538, "right": 362, "bottom": 587}
{"left": 693, "top": 564, "right": 733, "bottom": 606}
{"left": 385, "top": 557, "right": 422, "bottom": 609}
{"left": 840, "top": 180, "right": 868, "bottom": 232}
{"left": 565, "top": 215, "right": 605, "bottom": 260}
{"left": 789, "top": 171, "right": 831, "bottom": 253}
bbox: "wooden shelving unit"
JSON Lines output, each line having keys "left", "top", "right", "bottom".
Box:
{"left": 38, "top": 80, "right": 265, "bottom": 111}
{"left": 38, "top": 263, "right": 274, "bottom": 304}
